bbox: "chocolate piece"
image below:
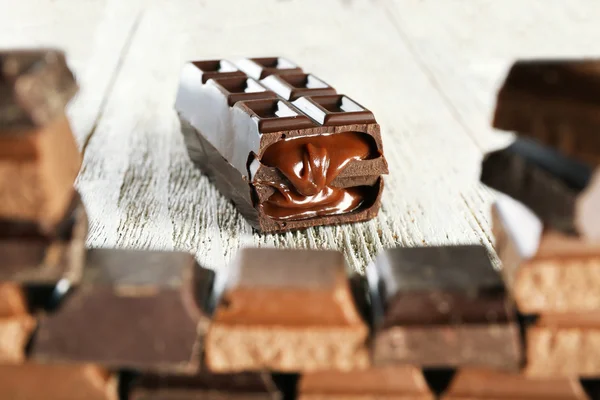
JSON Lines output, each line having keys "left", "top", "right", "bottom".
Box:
{"left": 299, "top": 366, "right": 434, "bottom": 400}
{"left": 441, "top": 368, "right": 587, "bottom": 399}
{"left": 206, "top": 248, "right": 369, "bottom": 372}
{"left": 236, "top": 57, "right": 303, "bottom": 80}
{"left": 367, "top": 245, "right": 522, "bottom": 369}
{"left": 175, "top": 58, "right": 387, "bottom": 233}
{"left": 0, "top": 192, "right": 87, "bottom": 284}
{"left": 0, "top": 114, "right": 81, "bottom": 229}
{"left": 0, "top": 49, "right": 78, "bottom": 131}
{"left": 0, "top": 315, "right": 36, "bottom": 363}
{"left": 129, "top": 371, "right": 280, "bottom": 400}
{"left": 31, "top": 249, "right": 214, "bottom": 372}
{"left": 493, "top": 196, "right": 600, "bottom": 313}
{"left": 493, "top": 59, "right": 600, "bottom": 165}
{"left": 0, "top": 364, "right": 117, "bottom": 400}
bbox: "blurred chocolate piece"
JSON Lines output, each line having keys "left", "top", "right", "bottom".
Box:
{"left": 0, "top": 364, "right": 117, "bottom": 400}
{"left": 0, "top": 192, "right": 87, "bottom": 284}
{"left": 299, "top": 366, "right": 434, "bottom": 400}
{"left": 206, "top": 248, "right": 369, "bottom": 372}
{"left": 441, "top": 368, "right": 587, "bottom": 399}
{"left": 129, "top": 371, "right": 280, "bottom": 400}
{"left": 367, "top": 245, "right": 522, "bottom": 369}
{"left": 31, "top": 249, "right": 214, "bottom": 372}
{"left": 0, "top": 315, "right": 36, "bottom": 363}
{"left": 0, "top": 283, "right": 29, "bottom": 315}
{"left": 0, "top": 114, "right": 81, "bottom": 229}
{"left": 0, "top": 49, "right": 78, "bottom": 131}
{"left": 236, "top": 57, "right": 303, "bottom": 80}
{"left": 175, "top": 58, "right": 387, "bottom": 233}
{"left": 493, "top": 59, "right": 600, "bottom": 165}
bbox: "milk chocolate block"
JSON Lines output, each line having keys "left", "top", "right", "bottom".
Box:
{"left": 31, "top": 249, "right": 214, "bottom": 372}
{"left": 206, "top": 248, "right": 369, "bottom": 372}
{"left": 0, "top": 192, "right": 87, "bottom": 284}
{"left": 441, "top": 368, "right": 588, "bottom": 399}
{"left": 299, "top": 366, "right": 434, "bottom": 400}
{"left": 0, "top": 49, "right": 78, "bottom": 131}
{"left": 0, "top": 114, "right": 81, "bottom": 229}
{"left": 0, "top": 364, "right": 117, "bottom": 400}
{"left": 493, "top": 59, "right": 600, "bottom": 165}
{"left": 175, "top": 57, "right": 387, "bottom": 233}
{"left": 129, "top": 371, "right": 281, "bottom": 400}
{"left": 493, "top": 196, "right": 600, "bottom": 313}
{"left": 367, "top": 246, "right": 522, "bottom": 369}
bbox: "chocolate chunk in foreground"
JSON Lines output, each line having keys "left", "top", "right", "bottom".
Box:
{"left": 31, "top": 249, "right": 214, "bottom": 372}
{"left": 367, "top": 245, "right": 522, "bottom": 369}
{"left": 0, "top": 364, "right": 117, "bottom": 400}
{"left": 0, "top": 114, "right": 81, "bottom": 229}
{"left": 129, "top": 371, "right": 281, "bottom": 400}
{"left": 175, "top": 58, "right": 387, "bottom": 233}
{"left": 299, "top": 366, "right": 434, "bottom": 400}
{"left": 206, "top": 248, "right": 369, "bottom": 372}
{"left": 493, "top": 59, "right": 600, "bottom": 165}
{"left": 441, "top": 368, "right": 587, "bottom": 399}
{"left": 0, "top": 192, "right": 87, "bottom": 284}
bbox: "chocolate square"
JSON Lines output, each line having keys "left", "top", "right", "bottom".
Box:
{"left": 293, "top": 95, "right": 376, "bottom": 126}
{"left": 260, "top": 73, "right": 336, "bottom": 101}
{"left": 190, "top": 60, "right": 246, "bottom": 83}
{"left": 236, "top": 57, "right": 303, "bottom": 80}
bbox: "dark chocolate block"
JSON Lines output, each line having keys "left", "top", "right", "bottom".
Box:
{"left": 366, "top": 245, "right": 522, "bottom": 369}
{"left": 31, "top": 249, "right": 214, "bottom": 372}
{"left": 129, "top": 371, "right": 281, "bottom": 400}
{"left": 0, "top": 49, "right": 78, "bottom": 131}
{"left": 206, "top": 248, "right": 369, "bottom": 372}
{"left": 175, "top": 58, "right": 387, "bottom": 233}
{"left": 236, "top": 57, "right": 303, "bottom": 80}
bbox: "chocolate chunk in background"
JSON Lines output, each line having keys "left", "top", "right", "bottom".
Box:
{"left": 0, "top": 363, "right": 117, "bottom": 400}
{"left": 206, "top": 248, "right": 369, "bottom": 373}
{"left": 0, "top": 192, "right": 87, "bottom": 284}
{"left": 31, "top": 248, "right": 214, "bottom": 373}
{"left": 441, "top": 368, "right": 588, "bottom": 399}
{"left": 0, "top": 49, "right": 78, "bottom": 131}
{"left": 480, "top": 137, "right": 594, "bottom": 235}
{"left": 493, "top": 59, "right": 600, "bottom": 166}
{"left": 367, "top": 245, "right": 522, "bottom": 370}
{"left": 235, "top": 57, "right": 303, "bottom": 80}
{"left": 493, "top": 195, "right": 600, "bottom": 313}
{"left": 129, "top": 371, "right": 281, "bottom": 400}
{"left": 298, "top": 366, "right": 434, "bottom": 400}
{"left": 0, "top": 114, "right": 81, "bottom": 229}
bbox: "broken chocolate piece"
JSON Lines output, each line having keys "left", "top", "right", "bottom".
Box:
{"left": 299, "top": 366, "right": 434, "bottom": 400}
{"left": 493, "top": 59, "right": 600, "bottom": 165}
{"left": 31, "top": 249, "right": 214, "bottom": 372}
{"left": 175, "top": 58, "right": 387, "bottom": 233}
{"left": 367, "top": 245, "right": 522, "bottom": 369}
{"left": 0, "top": 364, "right": 117, "bottom": 400}
{"left": 129, "top": 371, "right": 281, "bottom": 400}
{"left": 441, "top": 368, "right": 587, "bottom": 399}
{"left": 206, "top": 248, "right": 369, "bottom": 372}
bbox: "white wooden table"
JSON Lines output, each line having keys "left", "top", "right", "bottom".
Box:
{"left": 3, "top": 0, "right": 600, "bottom": 272}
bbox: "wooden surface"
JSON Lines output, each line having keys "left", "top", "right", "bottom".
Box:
{"left": 2, "top": 0, "right": 600, "bottom": 272}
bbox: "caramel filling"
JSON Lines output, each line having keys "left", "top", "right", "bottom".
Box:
{"left": 258, "top": 132, "right": 377, "bottom": 220}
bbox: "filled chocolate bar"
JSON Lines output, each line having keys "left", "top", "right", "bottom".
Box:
{"left": 31, "top": 249, "right": 214, "bottom": 372}
{"left": 175, "top": 57, "right": 387, "bottom": 233}
{"left": 205, "top": 248, "right": 369, "bottom": 372}
{"left": 493, "top": 59, "right": 600, "bottom": 166}
{"left": 0, "top": 49, "right": 78, "bottom": 131}
{"left": 366, "top": 245, "right": 522, "bottom": 369}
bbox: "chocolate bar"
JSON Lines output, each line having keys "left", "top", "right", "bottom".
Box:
{"left": 493, "top": 59, "right": 600, "bottom": 166}
{"left": 205, "top": 248, "right": 369, "bottom": 372}
{"left": 366, "top": 245, "right": 522, "bottom": 369}
{"left": 0, "top": 364, "right": 117, "bottom": 400}
{"left": 129, "top": 371, "right": 281, "bottom": 400}
{"left": 441, "top": 368, "right": 587, "bottom": 399}
{"left": 31, "top": 248, "right": 214, "bottom": 372}
{"left": 0, "top": 114, "right": 81, "bottom": 229}
{"left": 0, "top": 49, "right": 78, "bottom": 131}
{"left": 0, "top": 192, "right": 87, "bottom": 284}
{"left": 175, "top": 58, "right": 387, "bottom": 233}
{"left": 493, "top": 196, "right": 600, "bottom": 313}
{"left": 298, "top": 366, "right": 434, "bottom": 400}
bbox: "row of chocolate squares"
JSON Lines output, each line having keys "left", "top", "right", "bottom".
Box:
{"left": 0, "top": 363, "right": 597, "bottom": 400}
